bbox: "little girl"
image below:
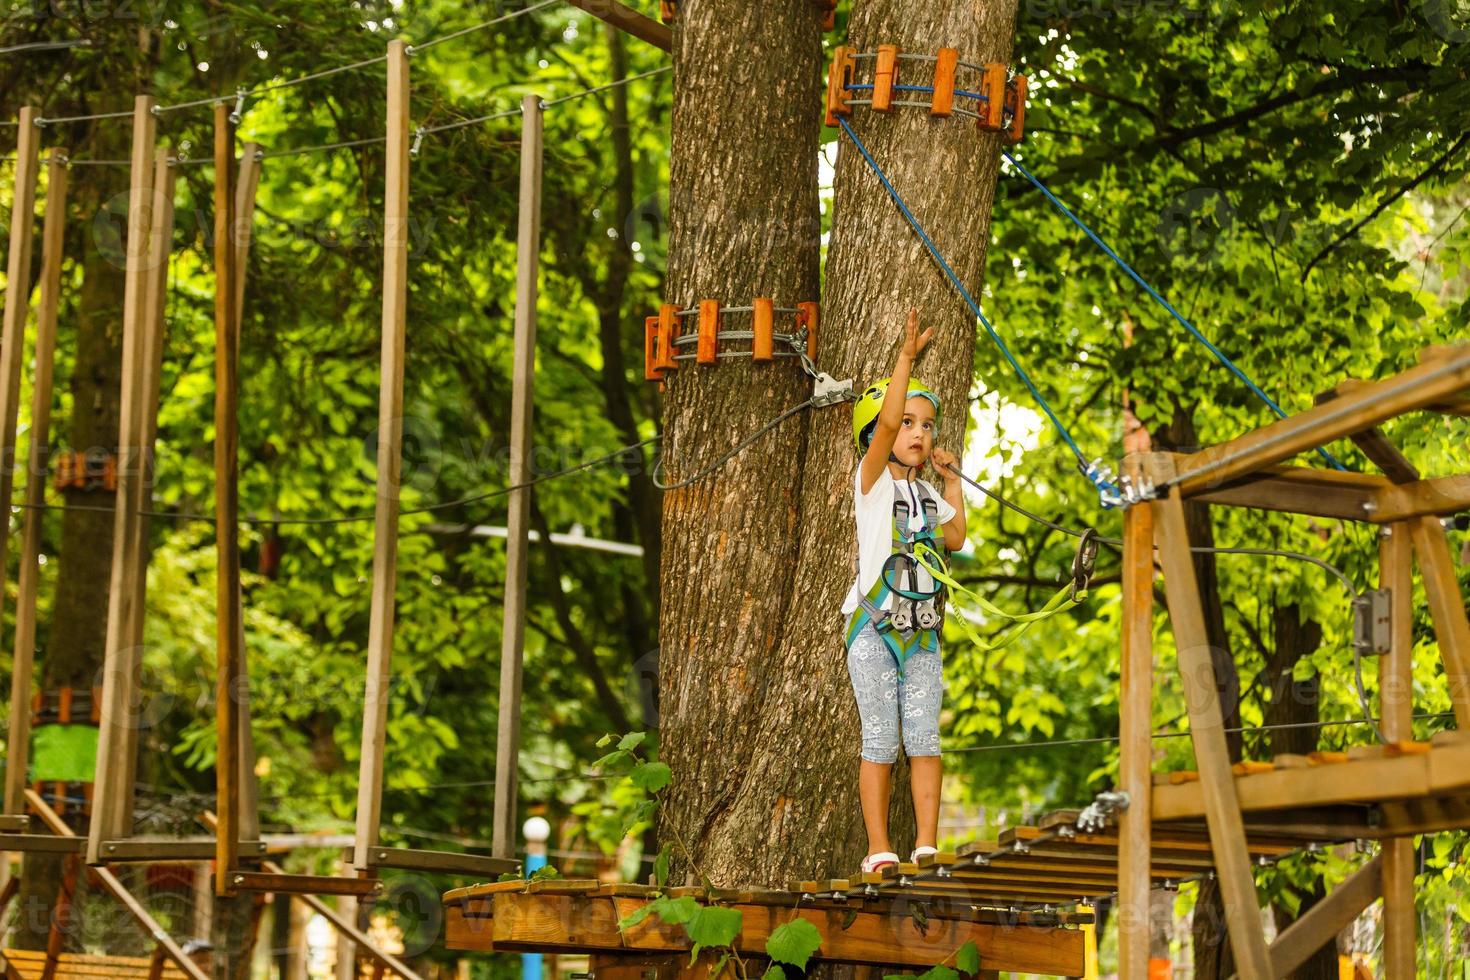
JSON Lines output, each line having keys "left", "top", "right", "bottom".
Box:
{"left": 843, "top": 309, "right": 966, "bottom": 874}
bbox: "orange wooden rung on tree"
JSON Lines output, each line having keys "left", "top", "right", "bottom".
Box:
{"left": 1004, "top": 74, "right": 1028, "bottom": 144}
{"left": 752, "top": 298, "right": 775, "bottom": 362}
{"left": 659, "top": 0, "right": 676, "bottom": 23}
{"left": 979, "top": 63, "right": 1006, "bottom": 132}
{"left": 813, "top": 0, "right": 837, "bottom": 30}
{"left": 656, "top": 302, "right": 679, "bottom": 374}
{"left": 873, "top": 45, "right": 899, "bottom": 112}
{"left": 825, "top": 46, "right": 855, "bottom": 127}
{"left": 644, "top": 316, "right": 661, "bottom": 382}
{"left": 797, "top": 301, "right": 820, "bottom": 360}
{"left": 931, "top": 48, "right": 958, "bottom": 116}
{"left": 697, "top": 300, "right": 720, "bottom": 365}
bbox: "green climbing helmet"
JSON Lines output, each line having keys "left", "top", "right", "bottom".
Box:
{"left": 852, "top": 377, "right": 942, "bottom": 449}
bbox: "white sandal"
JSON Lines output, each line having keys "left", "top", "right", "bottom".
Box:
{"left": 861, "top": 851, "right": 900, "bottom": 873}
{"left": 910, "top": 845, "right": 938, "bottom": 864}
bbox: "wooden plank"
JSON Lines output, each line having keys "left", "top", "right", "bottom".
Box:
{"left": 0, "top": 815, "right": 29, "bottom": 832}
{"left": 366, "top": 846, "right": 519, "bottom": 877}
{"left": 1152, "top": 751, "right": 1431, "bottom": 821}
{"left": 1314, "top": 384, "right": 1421, "bottom": 483}
{"left": 1117, "top": 490, "right": 1153, "bottom": 980}
{"left": 0, "top": 835, "right": 85, "bottom": 854}
{"left": 88, "top": 94, "right": 158, "bottom": 865}
{"left": 1269, "top": 855, "right": 1381, "bottom": 978}
{"left": 492, "top": 93, "right": 544, "bottom": 861}
{"left": 232, "top": 142, "right": 261, "bottom": 350}
{"left": 1427, "top": 740, "right": 1470, "bottom": 794}
{"left": 354, "top": 38, "right": 411, "bottom": 869}
{"left": 485, "top": 892, "right": 1085, "bottom": 975}
{"left": 1410, "top": 516, "right": 1470, "bottom": 729}
{"left": 561, "top": 0, "right": 671, "bottom": 51}
{"left": 1377, "top": 795, "right": 1470, "bottom": 837}
{"left": 1370, "top": 475, "right": 1470, "bottom": 523}
{"left": 212, "top": 103, "right": 242, "bottom": 893}
{"left": 99, "top": 838, "right": 266, "bottom": 862}
{"left": 1171, "top": 347, "right": 1470, "bottom": 496}
{"left": 1332, "top": 377, "right": 1470, "bottom": 422}
{"left": 5, "top": 144, "right": 64, "bottom": 817}
{"left": 226, "top": 871, "right": 384, "bottom": 898}
{"left": 1188, "top": 465, "right": 1386, "bottom": 521}
{"left": 1148, "top": 456, "right": 1272, "bottom": 980}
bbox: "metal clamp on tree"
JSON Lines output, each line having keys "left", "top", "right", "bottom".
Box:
{"left": 52, "top": 447, "right": 118, "bottom": 492}
{"left": 825, "top": 45, "right": 1028, "bottom": 144}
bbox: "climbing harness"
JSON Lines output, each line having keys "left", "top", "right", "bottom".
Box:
{"left": 844, "top": 476, "right": 948, "bottom": 677}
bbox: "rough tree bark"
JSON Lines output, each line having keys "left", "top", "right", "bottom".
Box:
{"left": 660, "top": 0, "right": 1017, "bottom": 892}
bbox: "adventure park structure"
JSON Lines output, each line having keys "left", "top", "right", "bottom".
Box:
{"left": 2, "top": 1, "right": 1468, "bottom": 978}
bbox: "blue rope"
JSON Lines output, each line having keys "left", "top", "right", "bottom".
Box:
{"left": 838, "top": 116, "right": 1121, "bottom": 504}
{"left": 1001, "top": 149, "right": 1346, "bottom": 471}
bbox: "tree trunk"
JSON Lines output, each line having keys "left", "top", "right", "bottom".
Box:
{"left": 660, "top": 0, "right": 1017, "bottom": 890}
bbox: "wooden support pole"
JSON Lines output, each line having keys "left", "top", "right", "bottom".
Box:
{"left": 1379, "top": 523, "right": 1416, "bottom": 978}
{"left": 5, "top": 141, "right": 62, "bottom": 817}
{"left": 560, "top": 0, "right": 671, "bottom": 51}
{"left": 354, "top": 38, "right": 411, "bottom": 869}
{"left": 1170, "top": 346, "right": 1470, "bottom": 496}
{"left": 233, "top": 143, "right": 262, "bottom": 351}
{"left": 1147, "top": 457, "right": 1272, "bottom": 980}
{"left": 115, "top": 144, "right": 178, "bottom": 841}
{"left": 1269, "top": 855, "right": 1382, "bottom": 978}
{"left": 89, "top": 95, "right": 157, "bottom": 865}
{"left": 214, "top": 103, "right": 242, "bottom": 892}
{"left": 492, "top": 93, "right": 544, "bottom": 861}
{"left": 1409, "top": 515, "right": 1470, "bottom": 729}
{"left": 1116, "top": 491, "right": 1153, "bottom": 979}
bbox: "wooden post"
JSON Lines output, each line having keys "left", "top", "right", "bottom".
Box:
{"left": 234, "top": 142, "right": 264, "bottom": 843}
{"left": 1380, "top": 522, "right": 1416, "bottom": 978}
{"left": 354, "top": 38, "right": 411, "bottom": 869}
{"left": 4, "top": 138, "right": 60, "bottom": 817}
{"left": 115, "top": 143, "right": 178, "bottom": 839}
{"left": 214, "top": 103, "right": 242, "bottom": 892}
{"left": 1146, "top": 456, "right": 1272, "bottom": 980}
{"left": 1409, "top": 516, "right": 1470, "bottom": 729}
{"left": 1116, "top": 470, "right": 1154, "bottom": 979}
{"left": 492, "top": 94, "right": 544, "bottom": 861}
{"left": 88, "top": 95, "right": 158, "bottom": 865}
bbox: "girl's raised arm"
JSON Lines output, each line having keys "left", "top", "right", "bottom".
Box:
{"left": 860, "top": 308, "right": 934, "bottom": 494}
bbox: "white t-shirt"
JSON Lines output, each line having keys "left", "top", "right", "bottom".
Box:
{"left": 841, "top": 466, "right": 956, "bottom": 616}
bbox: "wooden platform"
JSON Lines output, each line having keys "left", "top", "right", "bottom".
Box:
{"left": 442, "top": 879, "right": 1089, "bottom": 976}
{"left": 2, "top": 949, "right": 194, "bottom": 979}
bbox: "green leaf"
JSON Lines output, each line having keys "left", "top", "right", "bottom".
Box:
{"left": 765, "top": 919, "right": 822, "bottom": 970}
{"left": 910, "top": 902, "right": 930, "bottom": 935}
{"left": 840, "top": 907, "right": 859, "bottom": 931}
{"left": 651, "top": 896, "right": 700, "bottom": 926}
{"left": 916, "top": 967, "right": 959, "bottom": 980}
{"left": 654, "top": 842, "right": 672, "bottom": 887}
{"left": 596, "top": 733, "right": 616, "bottom": 748}
{"left": 618, "top": 731, "right": 647, "bottom": 752}
{"left": 685, "top": 905, "right": 743, "bottom": 949}
{"left": 760, "top": 968, "right": 785, "bottom": 980}
{"left": 619, "top": 904, "right": 656, "bottom": 930}
{"left": 955, "top": 940, "right": 980, "bottom": 976}
{"left": 631, "top": 761, "right": 672, "bottom": 792}
{"left": 711, "top": 952, "right": 731, "bottom": 980}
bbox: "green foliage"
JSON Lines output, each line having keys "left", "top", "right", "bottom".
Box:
{"left": 765, "top": 919, "right": 823, "bottom": 971}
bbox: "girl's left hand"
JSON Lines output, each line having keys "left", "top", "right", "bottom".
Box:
{"left": 930, "top": 448, "right": 958, "bottom": 473}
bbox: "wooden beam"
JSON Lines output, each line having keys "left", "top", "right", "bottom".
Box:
{"left": 354, "top": 38, "right": 411, "bottom": 870}
{"left": 1147, "top": 456, "right": 1272, "bottom": 980}
{"left": 89, "top": 94, "right": 158, "bottom": 865}
{"left": 561, "top": 0, "right": 671, "bottom": 51}
{"left": 1333, "top": 377, "right": 1470, "bottom": 421}
{"left": 1314, "top": 384, "right": 1421, "bottom": 483}
{"left": 365, "top": 846, "right": 518, "bottom": 877}
{"left": 214, "top": 103, "right": 242, "bottom": 894}
{"left": 115, "top": 144, "right": 178, "bottom": 842}
{"left": 1116, "top": 483, "right": 1153, "bottom": 980}
{"left": 25, "top": 790, "right": 209, "bottom": 980}
{"left": 456, "top": 892, "right": 1086, "bottom": 976}
{"left": 1269, "top": 855, "right": 1381, "bottom": 978}
{"left": 5, "top": 143, "right": 64, "bottom": 817}
{"left": 233, "top": 142, "right": 261, "bottom": 347}
{"left": 1170, "top": 347, "right": 1470, "bottom": 496}
{"left": 1371, "top": 475, "right": 1470, "bottom": 523}
{"left": 493, "top": 93, "right": 543, "bottom": 861}
{"left": 1380, "top": 522, "right": 1416, "bottom": 977}
{"left": 1409, "top": 516, "right": 1470, "bottom": 729}
{"left": 1186, "top": 464, "right": 1387, "bottom": 521}
{"left": 225, "top": 871, "right": 384, "bottom": 898}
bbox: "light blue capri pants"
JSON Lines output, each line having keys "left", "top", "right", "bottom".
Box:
{"left": 846, "top": 621, "right": 944, "bottom": 763}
